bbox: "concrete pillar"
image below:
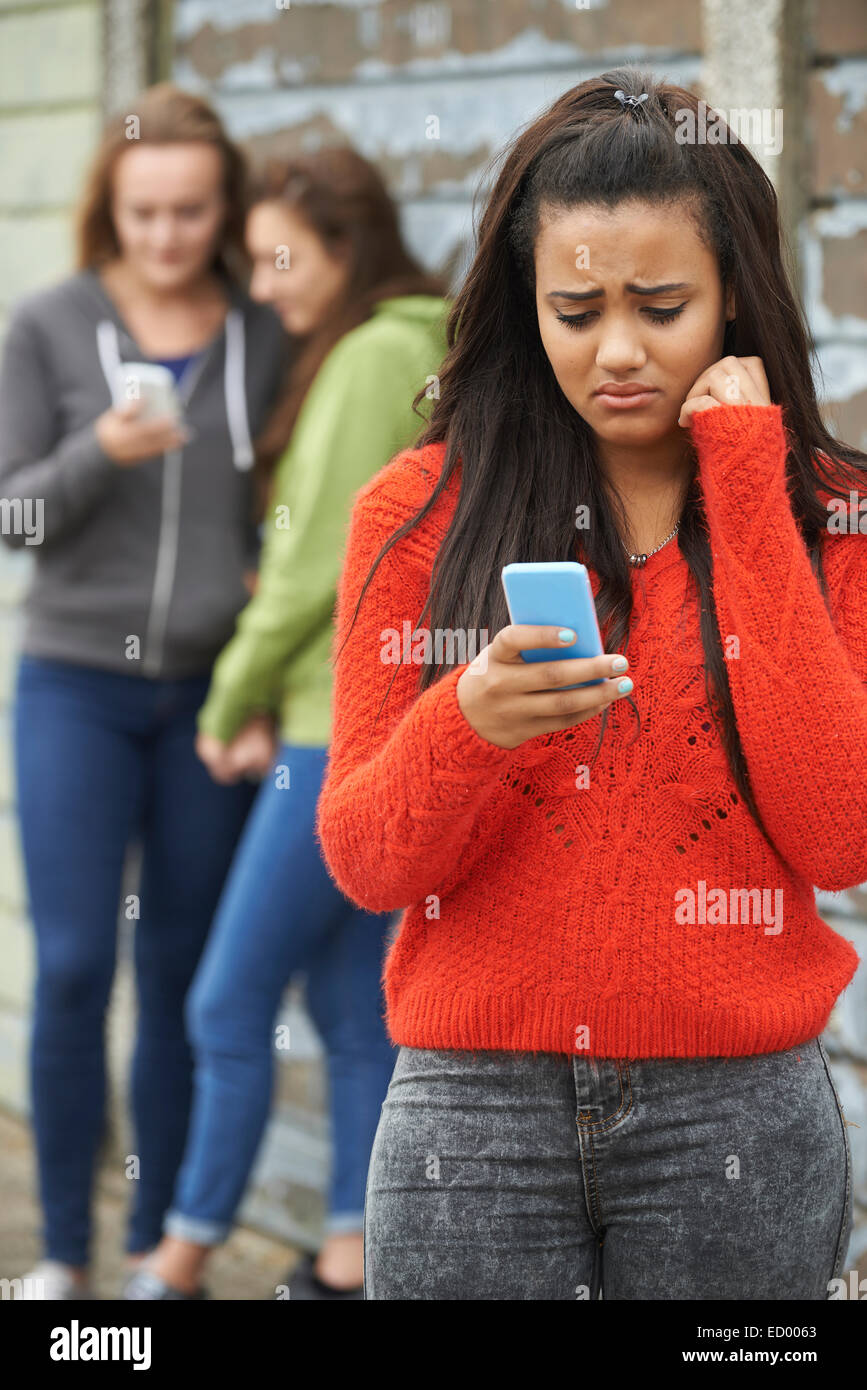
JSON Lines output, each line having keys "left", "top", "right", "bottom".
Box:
{"left": 701, "top": 0, "right": 810, "bottom": 298}
{"left": 102, "top": 0, "right": 162, "bottom": 118}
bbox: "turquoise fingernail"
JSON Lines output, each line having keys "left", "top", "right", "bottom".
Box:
{"left": 558, "top": 629, "right": 575, "bottom": 643}
{"left": 611, "top": 655, "right": 628, "bottom": 672}
{"left": 617, "top": 677, "right": 633, "bottom": 694}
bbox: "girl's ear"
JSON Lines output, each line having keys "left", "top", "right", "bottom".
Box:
{"left": 724, "top": 282, "right": 736, "bottom": 321}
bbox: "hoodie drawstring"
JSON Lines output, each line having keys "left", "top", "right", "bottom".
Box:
{"left": 96, "top": 319, "right": 122, "bottom": 404}
{"left": 224, "top": 307, "right": 255, "bottom": 471}
{"left": 96, "top": 311, "right": 255, "bottom": 471}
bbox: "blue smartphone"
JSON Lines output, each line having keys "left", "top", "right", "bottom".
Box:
{"left": 501, "top": 561, "right": 606, "bottom": 689}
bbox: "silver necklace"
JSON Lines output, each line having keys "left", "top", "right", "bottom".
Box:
{"left": 623, "top": 520, "right": 680, "bottom": 568}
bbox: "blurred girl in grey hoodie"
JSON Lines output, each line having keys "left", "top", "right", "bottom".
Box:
{"left": 0, "top": 84, "right": 287, "bottom": 1298}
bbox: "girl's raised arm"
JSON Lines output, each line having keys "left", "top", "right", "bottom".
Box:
{"left": 316, "top": 460, "right": 519, "bottom": 912}
{"left": 693, "top": 401, "right": 867, "bottom": 890}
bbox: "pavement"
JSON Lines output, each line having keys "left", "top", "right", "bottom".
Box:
{"left": 0, "top": 1106, "right": 297, "bottom": 1301}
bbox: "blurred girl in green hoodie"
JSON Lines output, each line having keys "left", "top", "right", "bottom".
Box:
{"left": 123, "top": 147, "right": 449, "bottom": 1301}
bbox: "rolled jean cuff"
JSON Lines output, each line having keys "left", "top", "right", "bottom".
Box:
{"left": 162, "top": 1210, "right": 228, "bottom": 1247}
{"left": 323, "top": 1210, "right": 364, "bottom": 1236}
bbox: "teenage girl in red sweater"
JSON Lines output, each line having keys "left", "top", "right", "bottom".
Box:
{"left": 316, "top": 69, "right": 867, "bottom": 1299}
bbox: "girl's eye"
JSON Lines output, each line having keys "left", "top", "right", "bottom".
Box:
{"left": 555, "top": 305, "right": 687, "bottom": 331}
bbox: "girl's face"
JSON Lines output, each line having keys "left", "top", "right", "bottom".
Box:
{"left": 533, "top": 200, "right": 736, "bottom": 447}
{"left": 246, "top": 201, "right": 352, "bottom": 336}
{"left": 110, "top": 142, "right": 227, "bottom": 291}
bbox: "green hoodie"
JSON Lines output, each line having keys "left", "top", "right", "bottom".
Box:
{"left": 197, "top": 294, "right": 450, "bottom": 747}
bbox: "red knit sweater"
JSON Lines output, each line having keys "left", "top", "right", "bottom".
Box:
{"left": 316, "top": 404, "right": 866, "bottom": 1057}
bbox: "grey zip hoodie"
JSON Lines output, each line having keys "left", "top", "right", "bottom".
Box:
{"left": 0, "top": 268, "right": 288, "bottom": 679}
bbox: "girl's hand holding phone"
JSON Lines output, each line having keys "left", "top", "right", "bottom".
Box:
{"left": 456, "top": 626, "right": 633, "bottom": 750}
{"left": 95, "top": 400, "right": 190, "bottom": 466}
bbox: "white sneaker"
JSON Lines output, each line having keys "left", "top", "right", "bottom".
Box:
{"left": 11, "top": 1260, "right": 96, "bottom": 1300}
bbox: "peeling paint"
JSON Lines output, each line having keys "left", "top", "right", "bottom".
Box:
{"left": 187, "top": 67, "right": 603, "bottom": 157}
{"left": 173, "top": 0, "right": 616, "bottom": 43}
{"left": 174, "top": 0, "right": 699, "bottom": 88}
{"left": 355, "top": 27, "right": 592, "bottom": 78}
{"left": 213, "top": 52, "right": 280, "bottom": 88}
{"left": 813, "top": 199, "right": 867, "bottom": 238}
{"left": 820, "top": 59, "right": 867, "bottom": 132}
{"left": 193, "top": 60, "right": 700, "bottom": 180}
{"left": 810, "top": 341, "right": 867, "bottom": 404}
{"left": 800, "top": 210, "right": 867, "bottom": 345}
{"left": 175, "top": 0, "right": 388, "bottom": 40}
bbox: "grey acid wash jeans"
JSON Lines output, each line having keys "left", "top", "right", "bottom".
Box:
{"left": 362, "top": 1036, "right": 852, "bottom": 1300}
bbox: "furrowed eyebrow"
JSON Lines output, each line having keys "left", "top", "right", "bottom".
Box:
{"left": 547, "top": 283, "right": 692, "bottom": 302}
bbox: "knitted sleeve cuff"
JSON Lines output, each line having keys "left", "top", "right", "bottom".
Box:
{"left": 427, "top": 664, "right": 519, "bottom": 775}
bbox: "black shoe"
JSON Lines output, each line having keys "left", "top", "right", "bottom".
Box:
{"left": 122, "top": 1268, "right": 209, "bottom": 1300}
{"left": 280, "top": 1252, "right": 363, "bottom": 1300}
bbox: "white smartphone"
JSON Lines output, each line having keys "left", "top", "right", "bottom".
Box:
{"left": 114, "top": 362, "right": 182, "bottom": 421}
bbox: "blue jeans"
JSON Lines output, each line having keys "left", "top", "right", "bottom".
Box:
{"left": 13, "top": 654, "right": 257, "bottom": 1267}
{"left": 364, "top": 1039, "right": 853, "bottom": 1299}
{"left": 163, "top": 743, "right": 398, "bottom": 1245}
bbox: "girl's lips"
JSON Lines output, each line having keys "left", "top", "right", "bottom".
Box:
{"left": 595, "top": 389, "right": 659, "bottom": 410}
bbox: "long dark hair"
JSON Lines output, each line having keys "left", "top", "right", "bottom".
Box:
{"left": 254, "top": 146, "right": 447, "bottom": 476}
{"left": 339, "top": 67, "right": 867, "bottom": 848}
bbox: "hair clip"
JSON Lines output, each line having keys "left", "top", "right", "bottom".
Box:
{"left": 614, "top": 90, "right": 649, "bottom": 110}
